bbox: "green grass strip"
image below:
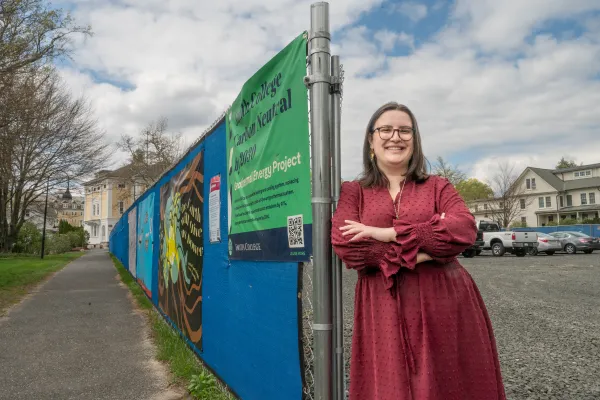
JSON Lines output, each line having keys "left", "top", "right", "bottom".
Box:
{"left": 109, "top": 254, "right": 233, "bottom": 400}
{"left": 0, "top": 252, "right": 84, "bottom": 314}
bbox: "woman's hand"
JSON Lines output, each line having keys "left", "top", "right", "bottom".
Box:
{"left": 416, "top": 252, "right": 432, "bottom": 264}
{"left": 339, "top": 220, "right": 396, "bottom": 243}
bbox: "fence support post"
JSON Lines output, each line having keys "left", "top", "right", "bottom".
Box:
{"left": 307, "top": 2, "right": 333, "bottom": 399}
{"left": 330, "top": 54, "right": 345, "bottom": 400}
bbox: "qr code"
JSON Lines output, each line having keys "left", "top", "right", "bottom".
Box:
{"left": 287, "top": 214, "right": 304, "bottom": 248}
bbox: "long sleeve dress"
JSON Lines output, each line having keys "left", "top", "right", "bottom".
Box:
{"left": 331, "top": 176, "right": 506, "bottom": 400}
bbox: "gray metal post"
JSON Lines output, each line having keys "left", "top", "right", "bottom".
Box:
{"left": 307, "top": 2, "right": 333, "bottom": 399}
{"left": 330, "top": 55, "right": 345, "bottom": 399}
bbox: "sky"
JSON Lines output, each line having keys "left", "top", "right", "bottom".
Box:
{"left": 56, "top": 0, "right": 600, "bottom": 183}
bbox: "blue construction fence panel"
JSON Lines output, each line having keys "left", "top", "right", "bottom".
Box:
{"left": 513, "top": 225, "right": 600, "bottom": 236}
{"left": 109, "top": 215, "right": 129, "bottom": 270}
{"left": 109, "top": 119, "right": 302, "bottom": 400}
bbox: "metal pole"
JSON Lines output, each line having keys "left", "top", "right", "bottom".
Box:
{"left": 307, "top": 3, "right": 333, "bottom": 400}
{"left": 40, "top": 176, "right": 49, "bottom": 259}
{"left": 330, "top": 55, "right": 345, "bottom": 399}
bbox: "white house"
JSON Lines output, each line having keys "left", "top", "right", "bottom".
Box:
{"left": 469, "top": 163, "right": 600, "bottom": 227}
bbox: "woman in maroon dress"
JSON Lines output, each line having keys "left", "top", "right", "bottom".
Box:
{"left": 332, "top": 102, "right": 506, "bottom": 400}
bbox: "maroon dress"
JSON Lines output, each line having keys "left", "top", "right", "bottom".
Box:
{"left": 331, "top": 176, "right": 505, "bottom": 400}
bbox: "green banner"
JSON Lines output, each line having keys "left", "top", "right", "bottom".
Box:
{"left": 226, "top": 33, "right": 312, "bottom": 261}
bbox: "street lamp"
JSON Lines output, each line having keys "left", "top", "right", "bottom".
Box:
{"left": 40, "top": 177, "right": 50, "bottom": 259}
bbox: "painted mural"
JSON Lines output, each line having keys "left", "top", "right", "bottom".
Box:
{"left": 128, "top": 208, "right": 137, "bottom": 277}
{"left": 159, "top": 150, "right": 204, "bottom": 349}
{"left": 136, "top": 193, "right": 155, "bottom": 297}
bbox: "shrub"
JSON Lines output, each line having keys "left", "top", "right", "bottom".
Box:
{"left": 46, "top": 233, "right": 73, "bottom": 254}
{"left": 16, "top": 222, "right": 42, "bottom": 254}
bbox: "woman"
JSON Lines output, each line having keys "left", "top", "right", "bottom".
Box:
{"left": 332, "top": 102, "right": 505, "bottom": 400}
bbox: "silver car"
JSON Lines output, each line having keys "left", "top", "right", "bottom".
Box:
{"left": 528, "top": 232, "right": 562, "bottom": 256}
{"left": 548, "top": 231, "right": 600, "bottom": 254}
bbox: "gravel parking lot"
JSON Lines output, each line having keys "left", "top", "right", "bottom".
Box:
{"left": 332, "top": 251, "right": 600, "bottom": 399}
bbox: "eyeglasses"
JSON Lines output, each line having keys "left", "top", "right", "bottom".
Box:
{"left": 373, "top": 125, "right": 414, "bottom": 140}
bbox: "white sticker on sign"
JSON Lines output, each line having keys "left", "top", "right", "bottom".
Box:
{"left": 209, "top": 175, "right": 221, "bottom": 243}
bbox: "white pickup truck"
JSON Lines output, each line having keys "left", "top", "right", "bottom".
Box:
{"left": 477, "top": 221, "right": 538, "bottom": 257}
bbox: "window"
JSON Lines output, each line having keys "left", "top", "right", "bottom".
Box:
{"left": 92, "top": 204, "right": 96, "bottom": 215}
{"left": 499, "top": 202, "right": 504, "bottom": 208}
{"left": 526, "top": 179, "right": 531, "bottom": 189}
{"left": 574, "top": 170, "right": 592, "bottom": 178}
{"left": 25, "top": 211, "right": 30, "bottom": 217}
{"left": 118, "top": 183, "right": 126, "bottom": 189}
{"left": 475, "top": 205, "right": 479, "bottom": 212}
{"left": 545, "top": 196, "right": 551, "bottom": 207}
{"left": 539, "top": 197, "right": 544, "bottom": 208}
{"left": 589, "top": 193, "right": 596, "bottom": 205}
{"left": 520, "top": 199, "right": 526, "bottom": 209}
{"left": 560, "top": 196, "right": 564, "bottom": 207}
{"left": 63, "top": 203, "right": 68, "bottom": 208}
{"left": 567, "top": 195, "right": 573, "bottom": 206}
{"left": 582, "top": 213, "right": 588, "bottom": 220}
{"left": 548, "top": 215, "right": 554, "bottom": 222}
{"left": 581, "top": 193, "right": 587, "bottom": 205}
{"left": 532, "top": 178, "right": 536, "bottom": 189}
{"left": 118, "top": 201, "right": 124, "bottom": 215}
{"left": 521, "top": 217, "right": 526, "bottom": 223}
{"left": 484, "top": 204, "right": 488, "bottom": 210}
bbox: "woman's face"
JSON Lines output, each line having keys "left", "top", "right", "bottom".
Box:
{"left": 369, "top": 110, "right": 414, "bottom": 172}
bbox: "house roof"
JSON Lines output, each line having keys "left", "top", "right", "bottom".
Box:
{"left": 563, "top": 177, "right": 600, "bottom": 191}
{"left": 529, "top": 167, "right": 565, "bottom": 191}
{"left": 552, "top": 163, "right": 600, "bottom": 174}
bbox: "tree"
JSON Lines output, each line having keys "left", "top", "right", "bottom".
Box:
{"left": 432, "top": 156, "right": 467, "bottom": 186}
{"left": 555, "top": 157, "right": 579, "bottom": 169}
{"left": 58, "top": 219, "right": 75, "bottom": 234}
{"left": 455, "top": 178, "right": 494, "bottom": 202}
{"left": 0, "top": 0, "right": 93, "bottom": 252}
{"left": 486, "top": 162, "right": 533, "bottom": 228}
{"left": 0, "top": 68, "right": 109, "bottom": 252}
{"left": 0, "top": 0, "right": 92, "bottom": 81}
{"left": 117, "top": 116, "right": 183, "bottom": 186}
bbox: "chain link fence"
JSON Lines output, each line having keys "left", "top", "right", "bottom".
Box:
{"left": 301, "top": 261, "right": 316, "bottom": 400}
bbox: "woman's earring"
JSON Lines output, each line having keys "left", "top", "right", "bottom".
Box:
{"left": 369, "top": 148, "right": 375, "bottom": 161}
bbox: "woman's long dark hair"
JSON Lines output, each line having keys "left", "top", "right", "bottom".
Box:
{"left": 358, "top": 102, "right": 429, "bottom": 188}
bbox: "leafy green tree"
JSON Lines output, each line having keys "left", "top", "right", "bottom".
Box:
{"left": 555, "top": 157, "right": 578, "bottom": 169}
{"left": 455, "top": 178, "right": 494, "bottom": 202}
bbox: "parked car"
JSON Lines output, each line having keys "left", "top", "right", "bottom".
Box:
{"left": 548, "top": 231, "right": 600, "bottom": 254}
{"left": 477, "top": 220, "right": 538, "bottom": 257}
{"left": 527, "top": 232, "right": 562, "bottom": 256}
{"left": 462, "top": 228, "right": 485, "bottom": 258}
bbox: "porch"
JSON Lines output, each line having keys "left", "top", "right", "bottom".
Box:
{"left": 536, "top": 205, "right": 600, "bottom": 226}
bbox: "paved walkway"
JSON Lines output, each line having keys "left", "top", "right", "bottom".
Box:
{"left": 0, "top": 250, "right": 184, "bottom": 400}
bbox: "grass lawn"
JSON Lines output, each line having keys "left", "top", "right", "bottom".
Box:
{"left": 0, "top": 252, "right": 84, "bottom": 314}
{"left": 110, "top": 254, "right": 233, "bottom": 400}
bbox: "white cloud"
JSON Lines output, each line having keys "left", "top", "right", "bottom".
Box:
{"left": 57, "top": 0, "right": 600, "bottom": 186}
{"left": 374, "top": 30, "right": 414, "bottom": 51}
{"left": 59, "top": 0, "right": 384, "bottom": 165}
{"left": 449, "top": 0, "right": 600, "bottom": 52}
{"left": 394, "top": 2, "right": 429, "bottom": 22}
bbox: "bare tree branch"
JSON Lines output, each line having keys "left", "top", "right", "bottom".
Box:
{"left": 485, "top": 161, "right": 533, "bottom": 228}
{"left": 432, "top": 156, "right": 467, "bottom": 186}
